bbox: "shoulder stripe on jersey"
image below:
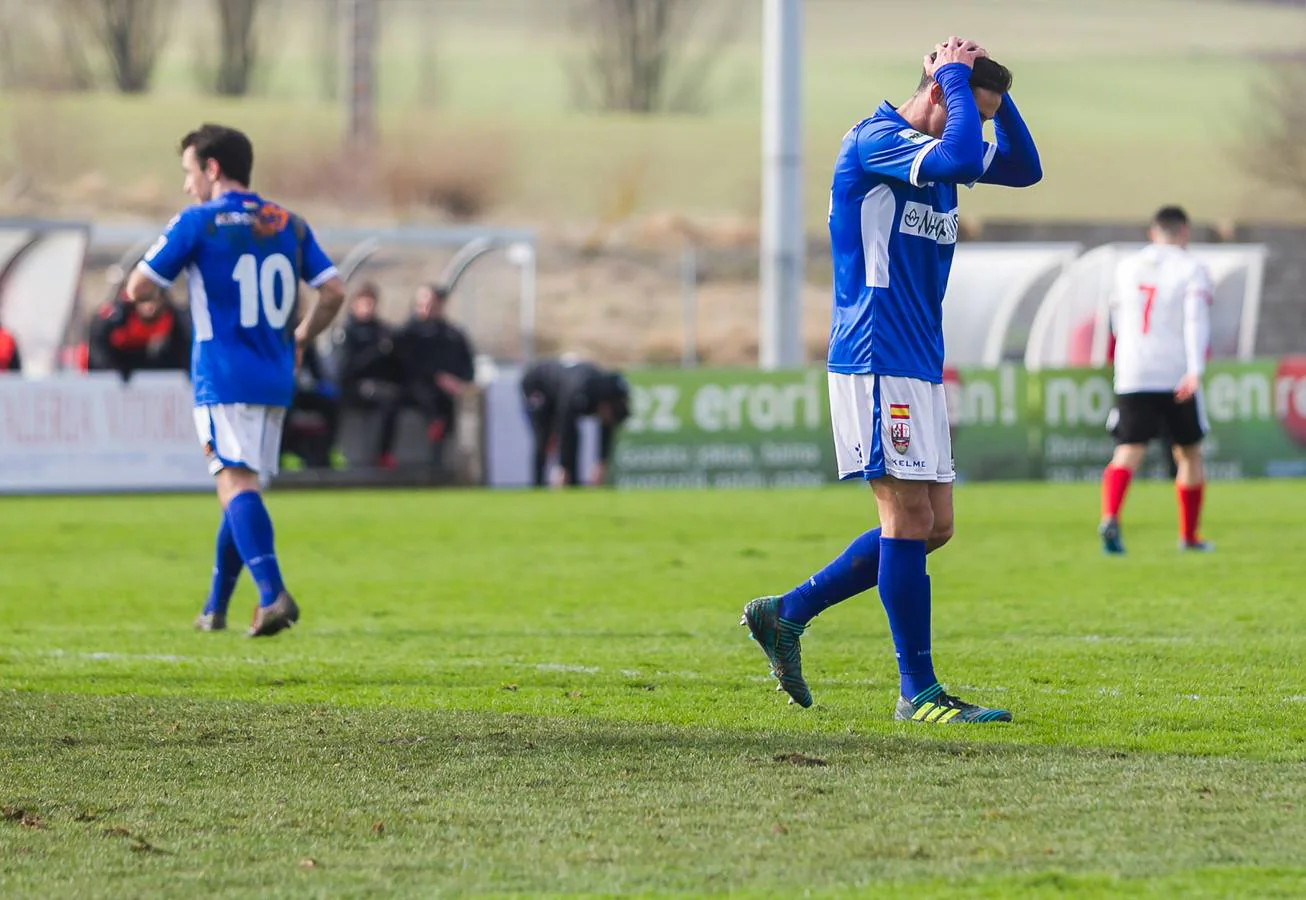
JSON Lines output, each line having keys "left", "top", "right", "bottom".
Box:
{"left": 965, "top": 142, "right": 999, "bottom": 190}
{"left": 860, "top": 184, "right": 895, "bottom": 289}
{"left": 909, "top": 141, "right": 939, "bottom": 188}
{"left": 307, "top": 265, "right": 338, "bottom": 289}
{"left": 136, "top": 260, "right": 174, "bottom": 289}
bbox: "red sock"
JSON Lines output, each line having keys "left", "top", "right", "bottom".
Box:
{"left": 1101, "top": 465, "right": 1133, "bottom": 519}
{"left": 1177, "top": 483, "right": 1204, "bottom": 544}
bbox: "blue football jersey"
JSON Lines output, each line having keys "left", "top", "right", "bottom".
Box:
{"left": 138, "top": 191, "right": 337, "bottom": 407}
{"left": 827, "top": 102, "right": 994, "bottom": 383}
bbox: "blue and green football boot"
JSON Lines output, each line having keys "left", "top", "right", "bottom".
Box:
{"left": 893, "top": 682, "right": 1012, "bottom": 723}
{"left": 740, "top": 596, "right": 812, "bottom": 708}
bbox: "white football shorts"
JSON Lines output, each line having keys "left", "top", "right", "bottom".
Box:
{"left": 828, "top": 373, "right": 954, "bottom": 483}
{"left": 193, "top": 404, "right": 287, "bottom": 482}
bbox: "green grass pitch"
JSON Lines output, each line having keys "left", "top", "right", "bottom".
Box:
{"left": 2, "top": 481, "right": 1305, "bottom": 897}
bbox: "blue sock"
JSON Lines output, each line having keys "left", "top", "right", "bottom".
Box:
{"left": 779, "top": 528, "right": 882, "bottom": 626}
{"left": 877, "top": 537, "right": 938, "bottom": 701}
{"left": 203, "top": 513, "right": 244, "bottom": 617}
{"left": 226, "top": 491, "right": 286, "bottom": 609}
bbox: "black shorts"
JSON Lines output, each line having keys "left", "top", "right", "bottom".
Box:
{"left": 1109, "top": 391, "right": 1206, "bottom": 447}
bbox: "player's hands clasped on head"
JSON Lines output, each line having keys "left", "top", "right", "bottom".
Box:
{"left": 925, "top": 36, "right": 987, "bottom": 75}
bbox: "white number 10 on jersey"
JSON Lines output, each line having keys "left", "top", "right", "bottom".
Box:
{"left": 232, "top": 252, "right": 296, "bottom": 329}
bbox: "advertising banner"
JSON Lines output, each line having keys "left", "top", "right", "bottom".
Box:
{"left": 614, "top": 368, "right": 834, "bottom": 489}
{"left": 614, "top": 360, "right": 1306, "bottom": 488}
{"left": 0, "top": 373, "right": 210, "bottom": 494}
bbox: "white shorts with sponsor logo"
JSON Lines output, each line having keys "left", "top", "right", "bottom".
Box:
{"left": 828, "top": 373, "right": 954, "bottom": 483}
{"left": 193, "top": 404, "right": 286, "bottom": 482}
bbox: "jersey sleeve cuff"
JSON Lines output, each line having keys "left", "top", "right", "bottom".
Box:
{"left": 909, "top": 141, "right": 940, "bottom": 188}
{"left": 136, "top": 260, "right": 174, "bottom": 288}
{"left": 307, "top": 266, "right": 338, "bottom": 289}
{"left": 966, "top": 142, "right": 999, "bottom": 190}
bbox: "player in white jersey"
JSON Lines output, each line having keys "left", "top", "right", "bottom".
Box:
{"left": 1099, "top": 206, "right": 1213, "bottom": 554}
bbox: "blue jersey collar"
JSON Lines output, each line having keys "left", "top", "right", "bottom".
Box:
{"left": 874, "top": 101, "right": 909, "bottom": 126}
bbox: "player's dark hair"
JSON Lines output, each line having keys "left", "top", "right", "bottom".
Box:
{"left": 1152, "top": 205, "right": 1190, "bottom": 236}
{"left": 179, "top": 124, "right": 254, "bottom": 186}
{"left": 917, "top": 55, "right": 1013, "bottom": 95}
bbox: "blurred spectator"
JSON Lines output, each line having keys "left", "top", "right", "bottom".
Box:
{"left": 281, "top": 341, "right": 343, "bottom": 470}
{"left": 88, "top": 290, "right": 190, "bottom": 380}
{"left": 379, "top": 284, "right": 476, "bottom": 472}
{"left": 338, "top": 282, "right": 403, "bottom": 410}
{"left": 0, "top": 325, "right": 20, "bottom": 373}
{"left": 520, "top": 359, "right": 631, "bottom": 488}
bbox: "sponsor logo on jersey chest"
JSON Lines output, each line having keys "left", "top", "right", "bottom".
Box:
{"left": 899, "top": 201, "right": 957, "bottom": 244}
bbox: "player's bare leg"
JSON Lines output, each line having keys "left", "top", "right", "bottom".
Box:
{"left": 1173, "top": 443, "right": 1212, "bottom": 552}
{"left": 874, "top": 477, "right": 1010, "bottom": 724}
{"left": 1100, "top": 443, "right": 1145, "bottom": 555}
{"left": 926, "top": 481, "right": 955, "bottom": 552}
{"left": 217, "top": 468, "right": 300, "bottom": 637}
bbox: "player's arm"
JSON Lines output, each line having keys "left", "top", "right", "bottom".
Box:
{"left": 978, "top": 94, "right": 1042, "bottom": 187}
{"left": 292, "top": 221, "right": 346, "bottom": 349}
{"left": 914, "top": 63, "right": 987, "bottom": 185}
{"left": 857, "top": 63, "right": 985, "bottom": 188}
{"left": 1177, "top": 267, "right": 1213, "bottom": 402}
{"left": 125, "top": 213, "right": 198, "bottom": 304}
{"left": 592, "top": 423, "right": 618, "bottom": 487}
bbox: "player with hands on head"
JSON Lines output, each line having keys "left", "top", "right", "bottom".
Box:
{"left": 741, "top": 36, "right": 1041, "bottom": 723}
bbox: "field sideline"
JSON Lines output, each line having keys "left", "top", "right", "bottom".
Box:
{"left": 1, "top": 481, "right": 1304, "bottom": 896}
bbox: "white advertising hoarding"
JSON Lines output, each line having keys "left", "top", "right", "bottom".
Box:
{"left": 0, "top": 372, "right": 210, "bottom": 494}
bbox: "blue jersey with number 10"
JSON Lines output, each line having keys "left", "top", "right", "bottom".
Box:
{"left": 138, "top": 190, "right": 337, "bottom": 408}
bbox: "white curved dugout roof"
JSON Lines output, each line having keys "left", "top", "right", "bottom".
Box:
{"left": 0, "top": 222, "right": 90, "bottom": 377}
{"left": 1024, "top": 243, "right": 1268, "bottom": 371}
{"left": 942, "top": 242, "right": 1082, "bottom": 367}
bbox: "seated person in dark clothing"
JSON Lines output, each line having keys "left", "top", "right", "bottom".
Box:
{"left": 520, "top": 358, "right": 631, "bottom": 487}
{"left": 0, "top": 325, "right": 20, "bottom": 373}
{"left": 379, "top": 284, "right": 476, "bottom": 471}
{"left": 88, "top": 289, "right": 190, "bottom": 380}
{"left": 281, "top": 341, "right": 342, "bottom": 470}
{"left": 338, "top": 282, "right": 402, "bottom": 410}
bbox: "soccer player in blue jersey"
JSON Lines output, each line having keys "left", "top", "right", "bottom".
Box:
{"left": 742, "top": 38, "right": 1042, "bottom": 722}
{"left": 125, "top": 124, "right": 347, "bottom": 637}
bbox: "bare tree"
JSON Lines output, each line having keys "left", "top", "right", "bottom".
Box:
{"left": 1248, "top": 63, "right": 1306, "bottom": 198}
{"left": 565, "top": 0, "right": 739, "bottom": 114}
{"left": 77, "top": 0, "right": 173, "bottom": 94}
{"left": 210, "top": 0, "right": 264, "bottom": 96}
{"left": 2, "top": 2, "right": 97, "bottom": 91}
{"left": 317, "top": 0, "right": 340, "bottom": 101}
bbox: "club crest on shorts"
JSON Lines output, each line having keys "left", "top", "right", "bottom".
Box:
{"left": 889, "top": 403, "right": 911, "bottom": 454}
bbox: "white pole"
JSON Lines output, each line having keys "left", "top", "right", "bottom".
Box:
{"left": 509, "top": 243, "right": 537, "bottom": 364}
{"left": 759, "top": 0, "right": 804, "bottom": 371}
{"left": 1238, "top": 247, "right": 1267, "bottom": 362}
